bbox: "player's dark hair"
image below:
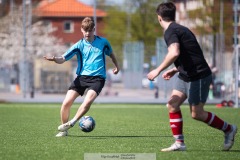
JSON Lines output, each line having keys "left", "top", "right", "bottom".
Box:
{"left": 156, "top": 2, "right": 176, "bottom": 22}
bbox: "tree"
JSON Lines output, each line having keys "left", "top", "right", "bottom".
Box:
{"left": 0, "top": 5, "right": 67, "bottom": 66}
{"left": 0, "top": 5, "right": 67, "bottom": 96}
{"left": 130, "top": 0, "right": 162, "bottom": 63}
{"left": 103, "top": 8, "right": 128, "bottom": 68}
{"left": 103, "top": 0, "right": 163, "bottom": 66}
{"left": 183, "top": 0, "right": 233, "bottom": 51}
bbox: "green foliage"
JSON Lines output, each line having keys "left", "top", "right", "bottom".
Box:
{"left": 179, "top": 0, "right": 234, "bottom": 51}
{"left": 103, "top": 8, "right": 128, "bottom": 47}
{"left": 186, "top": 0, "right": 232, "bottom": 35}
{"left": 131, "top": 0, "right": 162, "bottom": 45}
{"left": 0, "top": 103, "right": 239, "bottom": 160}
{"left": 103, "top": 8, "right": 127, "bottom": 69}
{"left": 103, "top": 0, "right": 163, "bottom": 64}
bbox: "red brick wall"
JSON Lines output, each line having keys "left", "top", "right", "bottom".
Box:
{"left": 45, "top": 17, "right": 105, "bottom": 44}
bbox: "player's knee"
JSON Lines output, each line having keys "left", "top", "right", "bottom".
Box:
{"left": 167, "top": 102, "right": 180, "bottom": 112}
{"left": 62, "top": 100, "right": 73, "bottom": 109}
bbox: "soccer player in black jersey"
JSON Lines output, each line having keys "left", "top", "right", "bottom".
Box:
{"left": 147, "top": 2, "right": 237, "bottom": 152}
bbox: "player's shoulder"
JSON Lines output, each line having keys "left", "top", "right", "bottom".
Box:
{"left": 95, "top": 35, "right": 108, "bottom": 41}
{"left": 95, "top": 36, "right": 110, "bottom": 46}
{"left": 173, "top": 22, "right": 190, "bottom": 32}
{"left": 71, "top": 38, "right": 84, "bottom": 47}
{"left": 76, "top": 38, "right": 84, "bottom": 44}
{"left": 167, "top": 22, "right": 191, "bottom": 36}
{"left": 69, "top": 38, "right": 85, "bottom": 51}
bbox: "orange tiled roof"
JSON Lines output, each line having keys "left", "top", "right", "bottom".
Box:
{"left": 34, "top": 0, "right": 107, "bottom": 17}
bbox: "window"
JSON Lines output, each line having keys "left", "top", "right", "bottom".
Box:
{"left": 63, "top": 21, "right": 74, "bottom": 33}
{"left": 233, "top": 37, "right": 239, "bottom": 44}
{"left": 232, "top": 14, "right": 240, "bottom": 26}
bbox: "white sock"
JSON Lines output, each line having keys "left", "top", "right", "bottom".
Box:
{"left": 69, "top": 118, "right": 78, "bottom": 126}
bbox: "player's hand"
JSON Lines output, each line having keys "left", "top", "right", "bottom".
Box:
{"left": 43, "top": 56, "right": 55, "bottom": 61}
{"left": 147, "top": 69, "right": 159, "bottom": 81}
{"left": 162, "top": 69, "right": 176, "bottom": 80}
{"left": 112, "top": 67, "right": 119, "bottom": 74}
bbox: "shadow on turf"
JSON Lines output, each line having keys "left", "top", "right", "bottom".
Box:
{"left": 215, "top": 149, "right": 240, "bottom": 152}
{"left": 188, "top": 149, "right": 240, "bottom": 152}
{"left": 227, "top": 150, "right": 240, "bottom": 152}
{"left": 67, "top": 135, "right": 171, "bottom": 139}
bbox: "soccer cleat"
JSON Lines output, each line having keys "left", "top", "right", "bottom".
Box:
{"left": 161, "top": 142, "right": 186, "bottom": 152}
{"left": 58, "top": 122, "right": 73, "bottom": 132}
{"left": 55, "top": 131, "right": 68, "bottom": 137}
{"left": 223, "top": 125, "right": 237, "bottom": 151}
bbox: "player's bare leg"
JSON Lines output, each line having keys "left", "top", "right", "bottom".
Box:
{"left": 72, "top": 89, "right": 97, "bottom": 121}
{"left": 58, "top": 90, "right": 97, "bottom": 132}
{"left": 190, "top": 103, "right": 237, "bottom": 151}
{"left": 61, "top": 90, "right": 80, "bottom": 124}
{"left": 161, "top": 90, "right": 187, "bottom": 152}
{"left": 56, "top": 90, "right": 79, "bottom": 137}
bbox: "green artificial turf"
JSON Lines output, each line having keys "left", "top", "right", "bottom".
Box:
{"left": 0, "top": 103, "right": 239, "bottom": 160}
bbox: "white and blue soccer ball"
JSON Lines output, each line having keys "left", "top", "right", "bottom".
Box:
{"left": 79, "top": 116, "right": 96, "bottom": 132}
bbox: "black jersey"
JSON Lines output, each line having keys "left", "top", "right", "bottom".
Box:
{"left": 164, "top": 22, "right": 212, "bottom": 82}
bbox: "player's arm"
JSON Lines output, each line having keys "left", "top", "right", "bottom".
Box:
{"left": 162, "top": 67, "right": 179, "bottom": 80}
{"left": 43, "top": 55, "right": 66, "bottom": 64}
{"left": 44, "top": 40, "right": 80, "bottom": 64}
{"left": 147, "top": 42, "right": 180, "bottom": 81}
{"left": 109, "top": 53, "right": 120, "bottom": 74}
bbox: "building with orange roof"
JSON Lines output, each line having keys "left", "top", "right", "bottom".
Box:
{"left": 34, "top": 0, "right": 107, "bottom": 45}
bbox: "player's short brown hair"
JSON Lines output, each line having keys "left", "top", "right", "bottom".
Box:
{"left": 81, "top": 17, "right": 95, "bottom": 31}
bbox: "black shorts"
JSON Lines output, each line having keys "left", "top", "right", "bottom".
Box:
{"left": 68, "top": 76, "right": 105, "bottom": 96}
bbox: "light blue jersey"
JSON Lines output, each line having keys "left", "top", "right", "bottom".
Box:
{"left": 62, "top": 36, "right": 112, "bottom": 79}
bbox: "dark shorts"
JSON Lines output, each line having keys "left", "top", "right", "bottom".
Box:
{"left": 68, "top": 76, "right": 105, "bottom": 96}
{"left": 174, "top": 74, "right": 212, "bottom": 105}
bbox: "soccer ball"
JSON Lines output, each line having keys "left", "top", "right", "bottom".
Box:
{"left": 79, "top": 116, "right": 96, "bottom": 132}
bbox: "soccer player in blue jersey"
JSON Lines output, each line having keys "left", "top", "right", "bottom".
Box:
{"left": 44, "top": 17, "right": 120, "bottom": 137}
{"left": 147, "top": 2, "right": 237, "bottom": 151}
